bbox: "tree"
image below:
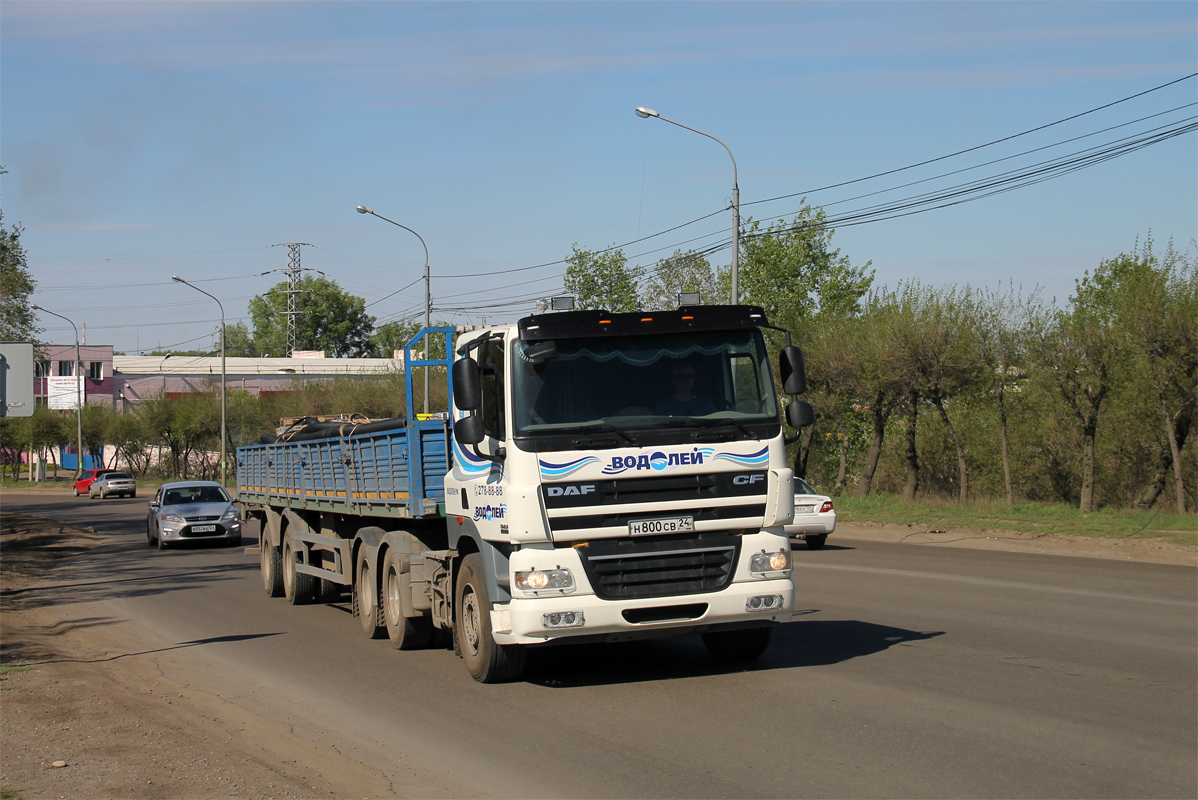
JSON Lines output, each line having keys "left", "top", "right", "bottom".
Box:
{"left": 736, "top": 205, "right": 873, "bottom": 332}
{"left": 563, "top": 245, "right": 638, "bottom": 312}
{"left": 369, "top": 320, "right": 422, "bottom": 359}
{"left": 640, "top": 250, "right": 719, "bottom": 310}
{"left": 1100, "top": 237, "right": 1196, "bottom": 512}
{"left": 1038, "top": 261, "right": 1127, "bottom": 512}
{"left": 248, "top": 276, "right": 375, "bottom": 357}
{"left": 223, "top": 321, "right": 257, "bottom": 358}
{"left": 977, "top": 283, "right": 1047, "bottom": 506}
{"left": 0, "top": 207, "right": 40, "bottom": 343}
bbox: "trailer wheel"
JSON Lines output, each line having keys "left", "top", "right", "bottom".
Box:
{"left": 382, "top": 550, "right": 432, "bottom": 650}
{"left": 455, "top": 554, "right": 525, "bottom": 683}
{"left": 356, "top": 551, "right": 385, "bottom": 639}
{"left": 283, "top": 536, "right": 314, "bottom": 605}
{"left": 702, "top": 626, "right": 773, "bottom": 662}
{"left": 261, "top": 536, "right": 284, "bottom": 597}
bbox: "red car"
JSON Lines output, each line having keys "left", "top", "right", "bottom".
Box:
{"left": 74, "top": 468, "right": 118, "bottom": 497}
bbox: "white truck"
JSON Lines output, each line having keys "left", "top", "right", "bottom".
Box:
{"left": 238, "top": 303, "right": 813, "bottom": 682}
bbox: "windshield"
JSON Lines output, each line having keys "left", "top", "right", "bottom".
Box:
{"left": 164, "top": 486, "right": 230, "bottom": 505}
{"left": 512, "top": 329, "right": 779, "bottom": 440}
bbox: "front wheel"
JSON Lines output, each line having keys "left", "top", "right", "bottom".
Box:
{"left": 73, "top": 487, "right": 81, "bottom": 497}
{"left": 383, "top": 550, "right": 432, "bottom": 650}
{"left": 702, "top": 626, "right": 773, "bottom": 662}
{"left": 455, "top": 553, "right": 525, "bottom": 683}
{"left": 806, "top": 534, "right": 828, "bottom": 550}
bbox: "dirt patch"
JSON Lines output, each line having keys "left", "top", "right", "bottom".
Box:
{"left": 1, "top": 512, "right": 395, "bottom": 800}
{"left": 832, "top": 522, "right": 1197, "bottom": 566}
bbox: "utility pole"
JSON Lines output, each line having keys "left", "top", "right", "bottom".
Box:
{"left": 270, "top": 243, "right": 312, "bottom": 356}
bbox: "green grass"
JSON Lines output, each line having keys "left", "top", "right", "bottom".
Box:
{"left": 833, "top": 493, "right": 1198, "bottom": 547}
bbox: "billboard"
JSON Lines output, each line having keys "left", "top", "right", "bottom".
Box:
{"left": 0, "top": 342, "right": 35, "bottom": 417}
{"left": 48, "top": 376, "right": 83, "bottom": 410}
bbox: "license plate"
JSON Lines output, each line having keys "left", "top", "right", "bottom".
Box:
{"left": 795, "top": 504, "right": 815, "bottom": 514}
{"left": 191, "top": 524, "right": 217, "bottom": 533}
{"left": 629, "top": 516, "right": 694, "bottom": 536}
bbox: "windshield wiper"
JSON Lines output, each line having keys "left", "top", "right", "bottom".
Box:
{"left": 562, "top": 421, "right": 641, "bottom": 447}
{"left": 651, "top": 417, "right": 759, "bottom": 440}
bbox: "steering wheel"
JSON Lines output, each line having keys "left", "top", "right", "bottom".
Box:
{"left": 686, "top": 398, "right": 731, "bottom": 414}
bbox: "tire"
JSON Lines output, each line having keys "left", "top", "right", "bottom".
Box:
{"left": 356, "top": 550, "right": 385, "bottom": 638}
{"left": 73, "top": 487, "right": 80, "bottom": 497}
{"left": 316, "top": 578, "right": 342, "bottom": 603}
{"left": 455, "top": 553, "right": 525, "bottom": 683}
{"left": 261, "top": 536, "right": 284, "bottom": 597}
{"left": 228, "top": 535, "right": 243, "bottom": 548}
{"left": 146, "top": 521, "right": 155, "bottom": 547}
{"left": 157, "top": 527, "right": 167, "bottom": 551}
{"left": 283, "top": 536, "right": 315, "bottom": 605}
{"left": 702, "top": 626, "right": 773, "bottom": 662}
{"left": 806, "top": 534, "right": 828, "bottom": 550}
{"left": 130, "top": 491, "right": 137, "bottom": 499}
{"left": 383, "top": 549, "right": 432, "bottom": 650}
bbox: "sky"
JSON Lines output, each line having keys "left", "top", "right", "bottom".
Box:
{"left": 3, "top": 0, "right": 1195, "bottom": 355}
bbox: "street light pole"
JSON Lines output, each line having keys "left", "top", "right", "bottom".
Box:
{"left": 635, "top": 106, "right": 741, "bottom": 304}
{"left": 356, "top": 205, "right": 432, "bottom": 414}
{"left": 171, "top": 277, "right": 227, "bottom": 486}
{"left": 32, "top": 305, "right": 84, "bottom": 480}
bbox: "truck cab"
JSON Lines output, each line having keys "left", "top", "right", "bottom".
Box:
{"left": 445, "top": 304, "right": 809, "bottom": 680}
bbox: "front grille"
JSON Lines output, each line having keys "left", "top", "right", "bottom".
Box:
{"left": 577, "top": 530, "right": 740, "bottom": 600}
{"left": 184, "top": 515, "right": 220, "bottom": 522}
{"left": 552, "top": 504, "right": 765, "bottom": 532}
{"left": 544, "top": 471, "right": 768, "bottom": 534}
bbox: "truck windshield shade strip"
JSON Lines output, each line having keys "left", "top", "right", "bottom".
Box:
{"left": 518, "top": 305, "right": 768, "bottom": 341}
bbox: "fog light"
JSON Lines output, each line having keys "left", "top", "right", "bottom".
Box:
{"left": 515, "top": 568, "right": 576, "bottom": 594}
{"left": 542, "top": 611, "right": 585, "bottom": 629}
{"left": 746, "top": 594, "right": 784, "bottom": 612}
{"left": 749, "top": 549, "right": 791, "bottom": 575}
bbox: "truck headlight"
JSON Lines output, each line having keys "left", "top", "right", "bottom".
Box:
{"left": 514, "top": 568, "right": 575, "bottom": 594}
{"left": 749, "top": 549, "right": 791, "bottom": 576}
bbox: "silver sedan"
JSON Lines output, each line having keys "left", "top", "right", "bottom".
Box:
{"left": 89, "top": 472, "right": 137, "bottom": 499}
{"left": 146, "top": 481, "right": 242, "bottom": 550}
{"left": 785, "top": 477, "right": 836, "bottom": 550}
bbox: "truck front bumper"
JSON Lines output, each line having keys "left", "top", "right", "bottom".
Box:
{"left": 490, "top": 577, "right": 794, "bottom": 646}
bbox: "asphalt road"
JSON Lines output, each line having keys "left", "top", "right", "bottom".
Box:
{"left": 5, "top": 490, "right": 1196, "bottom": 799}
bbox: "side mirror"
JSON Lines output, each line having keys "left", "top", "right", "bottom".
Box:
{"left": 454, "top": 414, "right": 485, "bottom": 446}
{"left": 452, "top": 357, "right": 482, "bottom": 411}
{"left": 786, "top": 399, "right": 814, "bottom": 429}
{"left": 149, "top": 501, "right": 160, "bottom": 509}
{"left": 779, "top": 346, "right": 807, "bottom": 395}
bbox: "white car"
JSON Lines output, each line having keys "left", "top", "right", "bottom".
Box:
{"left": 785, "top": 478, "right": 836, "bottom": 549}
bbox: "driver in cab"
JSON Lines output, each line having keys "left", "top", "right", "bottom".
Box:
{"left": 654, "top": 361, "right": 716, "bottom": 416}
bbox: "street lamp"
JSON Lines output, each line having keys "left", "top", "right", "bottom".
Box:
{"left": 172, "top": 277, "right": 227, "bottom": 486}
{"left": 31, "top": 305, "right": 84, "bottom": 480}
{"left": 635, "top": 106, "right": 741, "bottom": 303}
{"left": 356, "top": 205, "right": 432, "bottom": 414}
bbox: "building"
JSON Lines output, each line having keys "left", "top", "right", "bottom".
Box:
{"left": 32, "top": 344, "right": 403, "bottom": 410}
